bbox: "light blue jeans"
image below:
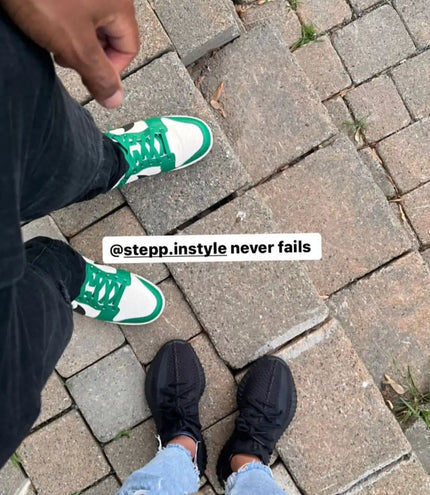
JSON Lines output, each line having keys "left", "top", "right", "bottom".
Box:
{"left": 117, "top": 444, "right": 287, "bottom": 495}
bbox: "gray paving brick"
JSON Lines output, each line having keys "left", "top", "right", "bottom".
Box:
{"left": 329, "top": 252, "right": 430, "bottom": 390}
{"left": 200, "top": 24, "right": 335, "bottom": 183}
{"left": 22, "top": 215, "right": 66, "bottom": 243}
{"left": 332, "top": 5, "right": 415, "bottom": 84}
{"left": 358, "top": 147, "right": 396, "bottom": 197}
{"left": 52, "top": 189, "right": 125, "bottom": 238}
{"left": 423, "top": 248, "right": 430, "bottom": 266}
{"left": 377, "top": 118, "right": 430, "bottom": 193}
{"left": 82, "top": 476, "right": 121, "bottom": 495}
{"left": 19, "top": 411, "right": 110, "bottom": 495}
{"left": 239, "top": 1, "right": 302, "bottom": 47}
{"left": 345, "top": 75, "right": 411, "bottom": 143}
{"left": 170, "top": 190, "right": 328, "bottom": 369}
{"left": 258, "top": 137, "right": 411, "bottom": 295}
{"left": 0, "top": 461, "right": 34, "bottom": 495}
{"left": 353, "top": 456, "right": 430, "bottom": 493}
{"left": 67, "top": 346, "right": 150, "bottom": 442}
{"left": 56, "top": 313, "right": 125, "bottom": 378}
{"left": 70, "top": 206, "right": 168, "bottom": 285}
{"left": 86, "top": 52, "right": 249, "bottom": 235}
{"left": 296, "top": 0, "right": 352, "bottom": 32}
{"left": 275, "top": 319, "right": 411, "bottom": 495}
{"left": 271, "top": 463, "right": 301, "bottom": 495}
{"left": 403, "top": 181, "right": 430, "bottom": 245}
{"left": 392, "top": 50, "right": 430, "bottom": 120}
{"left": 190, "top": 333, "right": 237, "bottom": 428}
{"left": 104, "top": 419, "right": 158, "bottom": 483}
{"left": 294, "top": 36, "right": 352, "bottom": 100}
{"left": 123, "top": 278, "right": 201, "bottom": 364}
{"left": 349, "top": 0, "right": 381, "bottom": 12}
{"left": 33, "top": 372, "right": 72, "bottom": 428}
{"left": 152, "top": 0, "right": 240, "bottom": 66}
{"left": 394, "top": 0, "right": 430, "bottom": 48}
{"left": 405, "top": 420, "right": 430, "bottom": 474}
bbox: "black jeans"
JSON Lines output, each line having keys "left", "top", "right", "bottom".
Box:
{"left": 0, "top": 10, "right": 128, "bottom": 467}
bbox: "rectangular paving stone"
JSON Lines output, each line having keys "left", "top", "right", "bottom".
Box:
{"left": 86, "top": 52, "right": 249, "bottom": 235}
{"left": 22, "top": 215, "right": 66, "bottom": 243}
{"left": 394, "top": 0, "right": 430, "bottom": 48}
{"left": 390, "top": 202, "right": 420, "bottom": 251}
{"left": 328, "top": 252, "right": 430, "bottom": 390}
{"left": 275, "top": 319, "right": 411, "bottom": 495}
{"left": 324, "top": 95, "right": 357, "bottom": 145}
{"left": 392, "top": 50, "right": 430, "bottom": 120}
{"left": 70, "top": 206, "right": 169, "bottom": 285}
{"left": 271, "top": 463, "right": 301, "bottom": 495}
{"left": 56, "top": 313, "right": 125, "bottom": 378}
{"left": 82, "top": 476, "right": 121, "bottom": 495}
{"left": 190, "top": 333, "right": 237, "bottom": 428}
{"left": 52, "top": 189, "right": 125, "bottom": 238}
{"left": 123, "top": 278, "right": 201, "bottom": 364}
{"left": 0, "top": 460, "right": 34, "bottom": 495}
{"left": 294, "top": 36, "right": 352, "bottom": 100}
{"left": 332, "top": 5, "right": 415, "bottom": 84}
{"left": 104, "top": 419, "right": 158, "bottom": 483}
{"left": 358, "top": 147, "right": 396, "bottom": 198}
{"left": 152, "top": 0, "right": 240, "bottom": 66}
{"left": 19, "top": 410, "right": 110, "bottom": 495}
{"left": 67, "top": 346, "right": 150, "bottom": 442}
{"left": 377, "top": 117, "right": 430, "bottom": 193}
{"left": 354, "top": 456, "right": 430, "bottom": 494}
{"left": 33, "top": 372, "right": 72, "bottom": 428}
{"left": 296, "top": 0, "right": 352, "bottom": 32}
{"left": 345, "top": 75, "right": 411, "bottom": 143}
{"left": 169, "top": 190, "right": 328, "bottom": 369}
{"left": 349, "top": 0, "right": 381, "bottom": 12}
{"left": 258, "top": 137, "right": 411, "bottom": 295}
{"left": 405, "top": 420, "right": 430, "bottom": 474}
{"left": 200, "top": 24, "right": 336, "bottom": 183}
{"left": 402, "top": 181, "right": 430, "bottom": 245}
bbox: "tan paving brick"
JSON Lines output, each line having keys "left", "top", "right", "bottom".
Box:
{"left": 33, "top": 372, "right": 72, "bottom": 428}
{"left": 332, "top": 6, "right": 415, "bottom": 84}
{"left": 19, "top": 411, "right": 110, "bottom": 495}
{"left": 329, "top": 252, "right": 430, "bottom": 390}
{"left": 394, "top": 0, "right": 430, "bottom": 48}
{"left": 402, "top": 181, "right": 430, "bottom": 245}
{"left": 276, "top": 320, "right": 411, "bottom": 495}
{"left": 345, "top": 75, "right": 410, "bottom": 143}
{"left": 70, "top": 206, "right": 169, "bottom": 284}
{"left": 349, "top": 0, "right": 381, "bottom": 12}
{"left": 423, "top": 248, "right": 430, "bottom": 266}
{"left": 324, "top": 95, "right": 358, "bottom": 145}
{"left": 271, "top": 463, "right": 301, "bottom": 495}
{"left": 358, "top": 147, "right": 396, "bottom": 198}
{"left": 296, "top": 0, "right": 352, "bottom": 32}
{"left": 405, "top": 421, "right": 430, "bottom": 475}
{"left": 258, "top": 137, "right": 411, "bottom": 294}
{"left": 170, "top": 190, "right": 328, "bottom": 369}
{"left": 22, "top": 215, "right": 66, "bottom": 243}
{"left": 294, "top": 36, "right": 352, "bottom": 100}
{"left": 0, "top": 460, "right": 34, "bottom": 495}
{"left": 82, "top": 476, "right": 121, "bottom": 495}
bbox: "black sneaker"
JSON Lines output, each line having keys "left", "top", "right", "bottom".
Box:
{"left": 145, "top": 339, "right": 207, "bottom": 473}
{"left": 217, "top": 355, "right": 297, "bottom": 485}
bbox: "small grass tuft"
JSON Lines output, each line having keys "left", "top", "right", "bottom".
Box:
{"left": 114, "top": 429, "right": 132, "bottom": 440}
{"left": 10, "top": 452, "right": 22, "bottom": 469}
{"left": 291, "top": 24, "right": 319, "bottom": 51}
{"left": 343, "top": 115, "right": 368, "bottom": 143}
{"left": 288, "top": 0, "right": 299, "bottom": 10}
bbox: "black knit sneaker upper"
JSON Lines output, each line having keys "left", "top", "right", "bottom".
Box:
{"left": 217, "top": 355, "right": 297, "bottom": 485}
{"left": 145, "top": 339, "right": 207, "bottom": 473}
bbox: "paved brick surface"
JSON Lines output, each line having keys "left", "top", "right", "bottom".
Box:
{"left": 70, "top": 206, "right": 169, "bottom": 284}
{"left": 87, "top": 52, "right": 249, "bottom": 235}
{"left": 332, "top": 6, "right": 415, "bottom": 84}
{"left": 190, "top": 333, "right": 237, "bottom": 428}
{"left": 324, "top": 95, "right": 357, "bottom": 144}
{"left": 122, "top": 278, "right": 201, "bottom": 364}
{"left": 152, "top": 0, "right": 240, "bottom": 66}
{"left": 358, "top": 148, "right": 396, "bottom": 198}
{"left": 33, "top": 372, "right": 72, "bottom": 428}
{"left": 258, "top": 138, "right": 411, "bottom": 294}
{"left": 200, "top": 24, "right": 335, "bottom": 182}
{"left": 240, "top": 1, "right": 301, "bottom": 47}
{"left": 104, "top": 419, "right": 158, "bottom": 483}
{"left": 392, "top": 50, "right": 430, "bottom": 120}
{"left": 402, "top": 181, "right": 430, "bottom": 245}
{"left": 354, "top": 457, "right": 430, "bottom": 493}
{"left": 67, "top": 346, "right": 150, "bottom": 442}
{"left": 377, "top": 117, "right": 430, "bottom": 193}
{"left": 0, "top": 460, "right": 34, "bottom": 495}
{"left": 276, "top": 319, "right": 411, "bottom": 495}
{"left": 52, "top": 189, "right": 125, "bottom": 238}
{"left": 56, "top": 313, "right": 125, "bottom": 378}
{"left": 423, "top": 248, "right": 430, "bottom": 266}
{"left": 390, "top": 202, "right": 420, "bottom": 250}
{"left": 394, "top": 0, "right": 430, "bottom": 48}
{"left": 22, "top": 215, "right": 66, "bottom": 243}
{"left": 349, "top": 0, "right": 380, "bottom": 12}
{"left": 170, "top": 190, "right": 328, "bottom": 369}
{"left": 405, "top": 421, "right": 430, "bottom": 474}
{"left": 345, "top": 75, "right": 411, "bottom": 143}
{"left": 329, "top": 252, "right": 430, "bottom": 390}
{"left": 19, "top": 411, "right": 110, "bottom": 495}
{"left": 294, "top": 36, "right": 351, "bottom": 100}
{"left": 82, "top": 476, "right": 121, "bottom": 495}
{"left": 271, "top": 463, "right": 301, "bottom": 495}
{"left": 296, "top": 0, "right": 352, "bottom": 32}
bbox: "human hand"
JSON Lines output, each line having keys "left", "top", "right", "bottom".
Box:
{"left": 1, "top": 0, "right": 139, "bottom": 108}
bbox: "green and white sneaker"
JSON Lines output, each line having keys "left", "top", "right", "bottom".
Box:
{"left": 71, "top": 259, "right": 164, "bottom": 325}
{"left": 106, "top": 116, "right": 213, "bottom": 188}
